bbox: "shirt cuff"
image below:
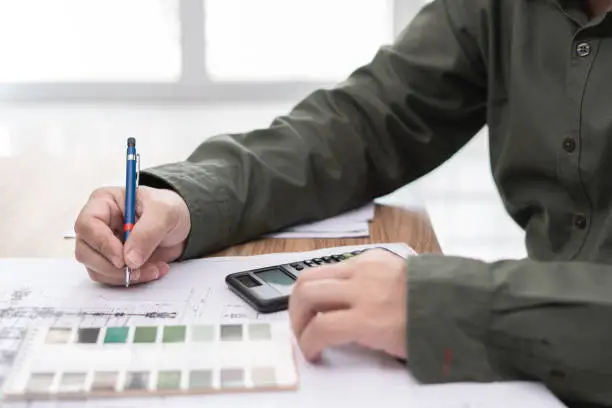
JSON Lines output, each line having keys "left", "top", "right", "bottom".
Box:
{"left": 406, "top": 254, "right": 502, "bottom": 383}
{"left": 138, "top": 163, "right": 233, "bottom": 260}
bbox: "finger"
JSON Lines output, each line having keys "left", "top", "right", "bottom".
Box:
{"left": 298, "top": 310, "right": 359, "bottom": 362}
{"left": 147, "top": 245, "right": 184, "bottom": 264}
{"left": 86, "top": 188, "right": 126, "bottom": 231}
{"left": 127, "top": 261, "right": 170, "bottom": 284}
{"left": 87, "top": 261, "right": 170, "bottom": 286}
{"left": 289, "top": 279, "right": 353, "bottom": 341}
{"left": 296, "top": 261, "right": 355, "bottom": 283}
{"left": 87, "top": 268, "right": 126, "bottom": 287}
{"left": 74, "top": 200, "right": 124, "bottom": 268}
{"left": 75, "top": 239, "right": 132, "bottom": 280}
{"left": 123, "top": 207, "right": 173, "bottom": 269}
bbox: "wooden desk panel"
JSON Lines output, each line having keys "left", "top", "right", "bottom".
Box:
{"left": 212, "top": 204, "right": 441, "bottom": 257}
{"left": 0, "top": 156, "right": 441, "bottom": 258}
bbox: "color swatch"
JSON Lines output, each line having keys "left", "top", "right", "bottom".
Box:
{"left": 220, "top": 324, "right": 243, "bottom": 341}
{"left": 77, "top": 328, "right": 100, "bottom": 344}
{"left": 162, "top": 325, "right": 186, "bottom": 343}
{"left": 133, "top": 326, "right": 157, "bottom": 343}
{"left": 157, "top": 371, "right": 181, "bottom": 390}
{"left": 1, "top": 321, "right": 298, "bottom": 401}
{"left": 189, "top": 370, "right": 213, "bottom": 389}
{"left": 90, "top": 371, "right": 118, "bottom": 392}
{"left": 104, "top": 327, "right": 129, "bottom": 344}
{"left": 191, "top": 325, "right": 214, "bottom": 342}
{"left": 45, "top": 328, "right": 71, "bottom": 344}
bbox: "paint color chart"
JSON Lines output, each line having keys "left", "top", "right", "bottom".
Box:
{"left": 1, "top": 321, "right": 298, "bottom": 401}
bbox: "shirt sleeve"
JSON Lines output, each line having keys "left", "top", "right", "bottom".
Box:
{"left": 406, "top": 254, "right": 612, "bottom": 407}
{"left": 138, "top": 0, "right": 487, "bottom": 259}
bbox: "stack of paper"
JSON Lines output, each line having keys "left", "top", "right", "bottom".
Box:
{"left": 264, "top": 203, "right": 375, "bottom": 239}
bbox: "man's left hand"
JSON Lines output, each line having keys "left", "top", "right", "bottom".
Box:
{"left": 289, "top": 249, "right": 408, "bottom": 362}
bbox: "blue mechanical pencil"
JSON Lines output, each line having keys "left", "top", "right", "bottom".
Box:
{"left": 123, "top": 137, "right": 139, "bottom": 287}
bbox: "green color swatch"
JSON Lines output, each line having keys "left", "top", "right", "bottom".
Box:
{"left": 162, "top": 325, "right": 186, "bottom": 343}
{"left": 104, "top": 327, "right": 129, "bottom": 344}
{"left": 157, "top": 371, "right": 181, "bottom": 390}
{"left": 133, "top": 326, "right": 157, "bottom": 343}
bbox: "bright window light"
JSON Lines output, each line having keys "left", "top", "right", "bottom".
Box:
{"left": 0, "top": 0, "right": 181, "bottom": 82}
{"left": 204, "top": 0, "right": 394, "bottom": 81}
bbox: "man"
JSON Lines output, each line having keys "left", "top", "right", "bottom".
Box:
{"left": 74, "top": 0, "right": 612, "bottom": 406}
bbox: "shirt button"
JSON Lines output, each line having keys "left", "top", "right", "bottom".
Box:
{"left": 576, "top": 42, "right": 591, "bottom": 57}
{"left": 549, "top": 369, "right": 566, "bottom": 380}
{"left": 574, "top": 214, "right": 587, "bottom": 229}
{"left": 563, "top": 137, "right": 576, "bottom": 153}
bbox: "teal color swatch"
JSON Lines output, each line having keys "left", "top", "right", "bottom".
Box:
{"left": 104, "top": 327, "right": 129, "bottom": 344}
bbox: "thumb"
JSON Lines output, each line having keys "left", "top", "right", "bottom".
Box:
{"left": 123, "top": 209, "right": 172, "bottom": 269}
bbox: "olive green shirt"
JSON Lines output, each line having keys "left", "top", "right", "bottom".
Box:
{"left": 140, "top": 0, "right": 612, "bottom": 406}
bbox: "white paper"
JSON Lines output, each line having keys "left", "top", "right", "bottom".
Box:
{"left": 0, "top": 243, "right": 567, "bottom": 408}
{"left": 263, "top": 202, "right": 375, "bottom": 238}
{"left": 265, "top": 228, "right": 370, "bottom": 239}
{"left": 281, "top": 221, "right": 370, "bottom": 233}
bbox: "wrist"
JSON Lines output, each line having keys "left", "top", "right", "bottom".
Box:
{"left": 176, "top": 194, "right": 191, "bottom": 254}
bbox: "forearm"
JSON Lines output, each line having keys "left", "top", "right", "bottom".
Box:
{"left": 138, "top": 86, "right": 406, "bottom": 258}
{"left": 406, "top": 254, "right": 612, "bottom": 406}
{"left": 139, "top": 0, "right": 487, "bottom": 258}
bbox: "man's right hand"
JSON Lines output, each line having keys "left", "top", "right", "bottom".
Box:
{"left": 74, "top": 186, "right": 191, "bottom": 286}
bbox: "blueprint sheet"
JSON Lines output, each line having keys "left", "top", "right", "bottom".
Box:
{"left": 0, "top": 243, "right": 566, "bottom": 408}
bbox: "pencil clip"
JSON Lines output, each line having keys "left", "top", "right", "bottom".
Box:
{"left": 136, "top": 153, "right": 141, "bottom": 187}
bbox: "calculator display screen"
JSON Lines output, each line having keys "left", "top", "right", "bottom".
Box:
{"left": 255, "top": 268, "right": 295, "bottom": 287}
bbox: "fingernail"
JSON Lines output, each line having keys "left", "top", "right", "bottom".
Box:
{"left": 160, "top": 263, "right": 170, "bottom": 275}
{"left": 126, "top": 250, "right": 143, "bottom": 268}
{"left": 142, "top": 263, "right": 160, "bottom": 281}
{"left": 131, "top": 269, "right": 141, "bottom": 281}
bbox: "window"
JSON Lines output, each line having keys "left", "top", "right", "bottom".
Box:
{"left": 0, "top": 0, "right": 181, "bottom": 82}
{"left": 205, "top": 0, "right": 393, "bottom": 81}
{"left": 0, "top": 0, "right": 426, "bottom": 101}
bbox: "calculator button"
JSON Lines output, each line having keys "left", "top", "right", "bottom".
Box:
{"left": 290, "top": 263, "right": 300, "bottom": 267}
{"left": 313, "top": 258, "right": 324, "bottom": 264}
{"left": 304, "top": 260, "right": 314, "bottom": 266}
{"left": 294, "top": 265, "right": 304, "bottom": 271}
{"left": 343, "top": 253, "right": 354, "bottom": 259}
{"left": 351, "top": 250, "right": 362, "bottom": 255}
{"left": 323, "top": 256, "right": 333, "bottom": 263}
{"left": 331, "top": 255, "right": 343, "bottom": 261}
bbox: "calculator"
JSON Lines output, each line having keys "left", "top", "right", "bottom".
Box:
{"left": 225, "top": 247, "right": 393, "bottom": 313}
